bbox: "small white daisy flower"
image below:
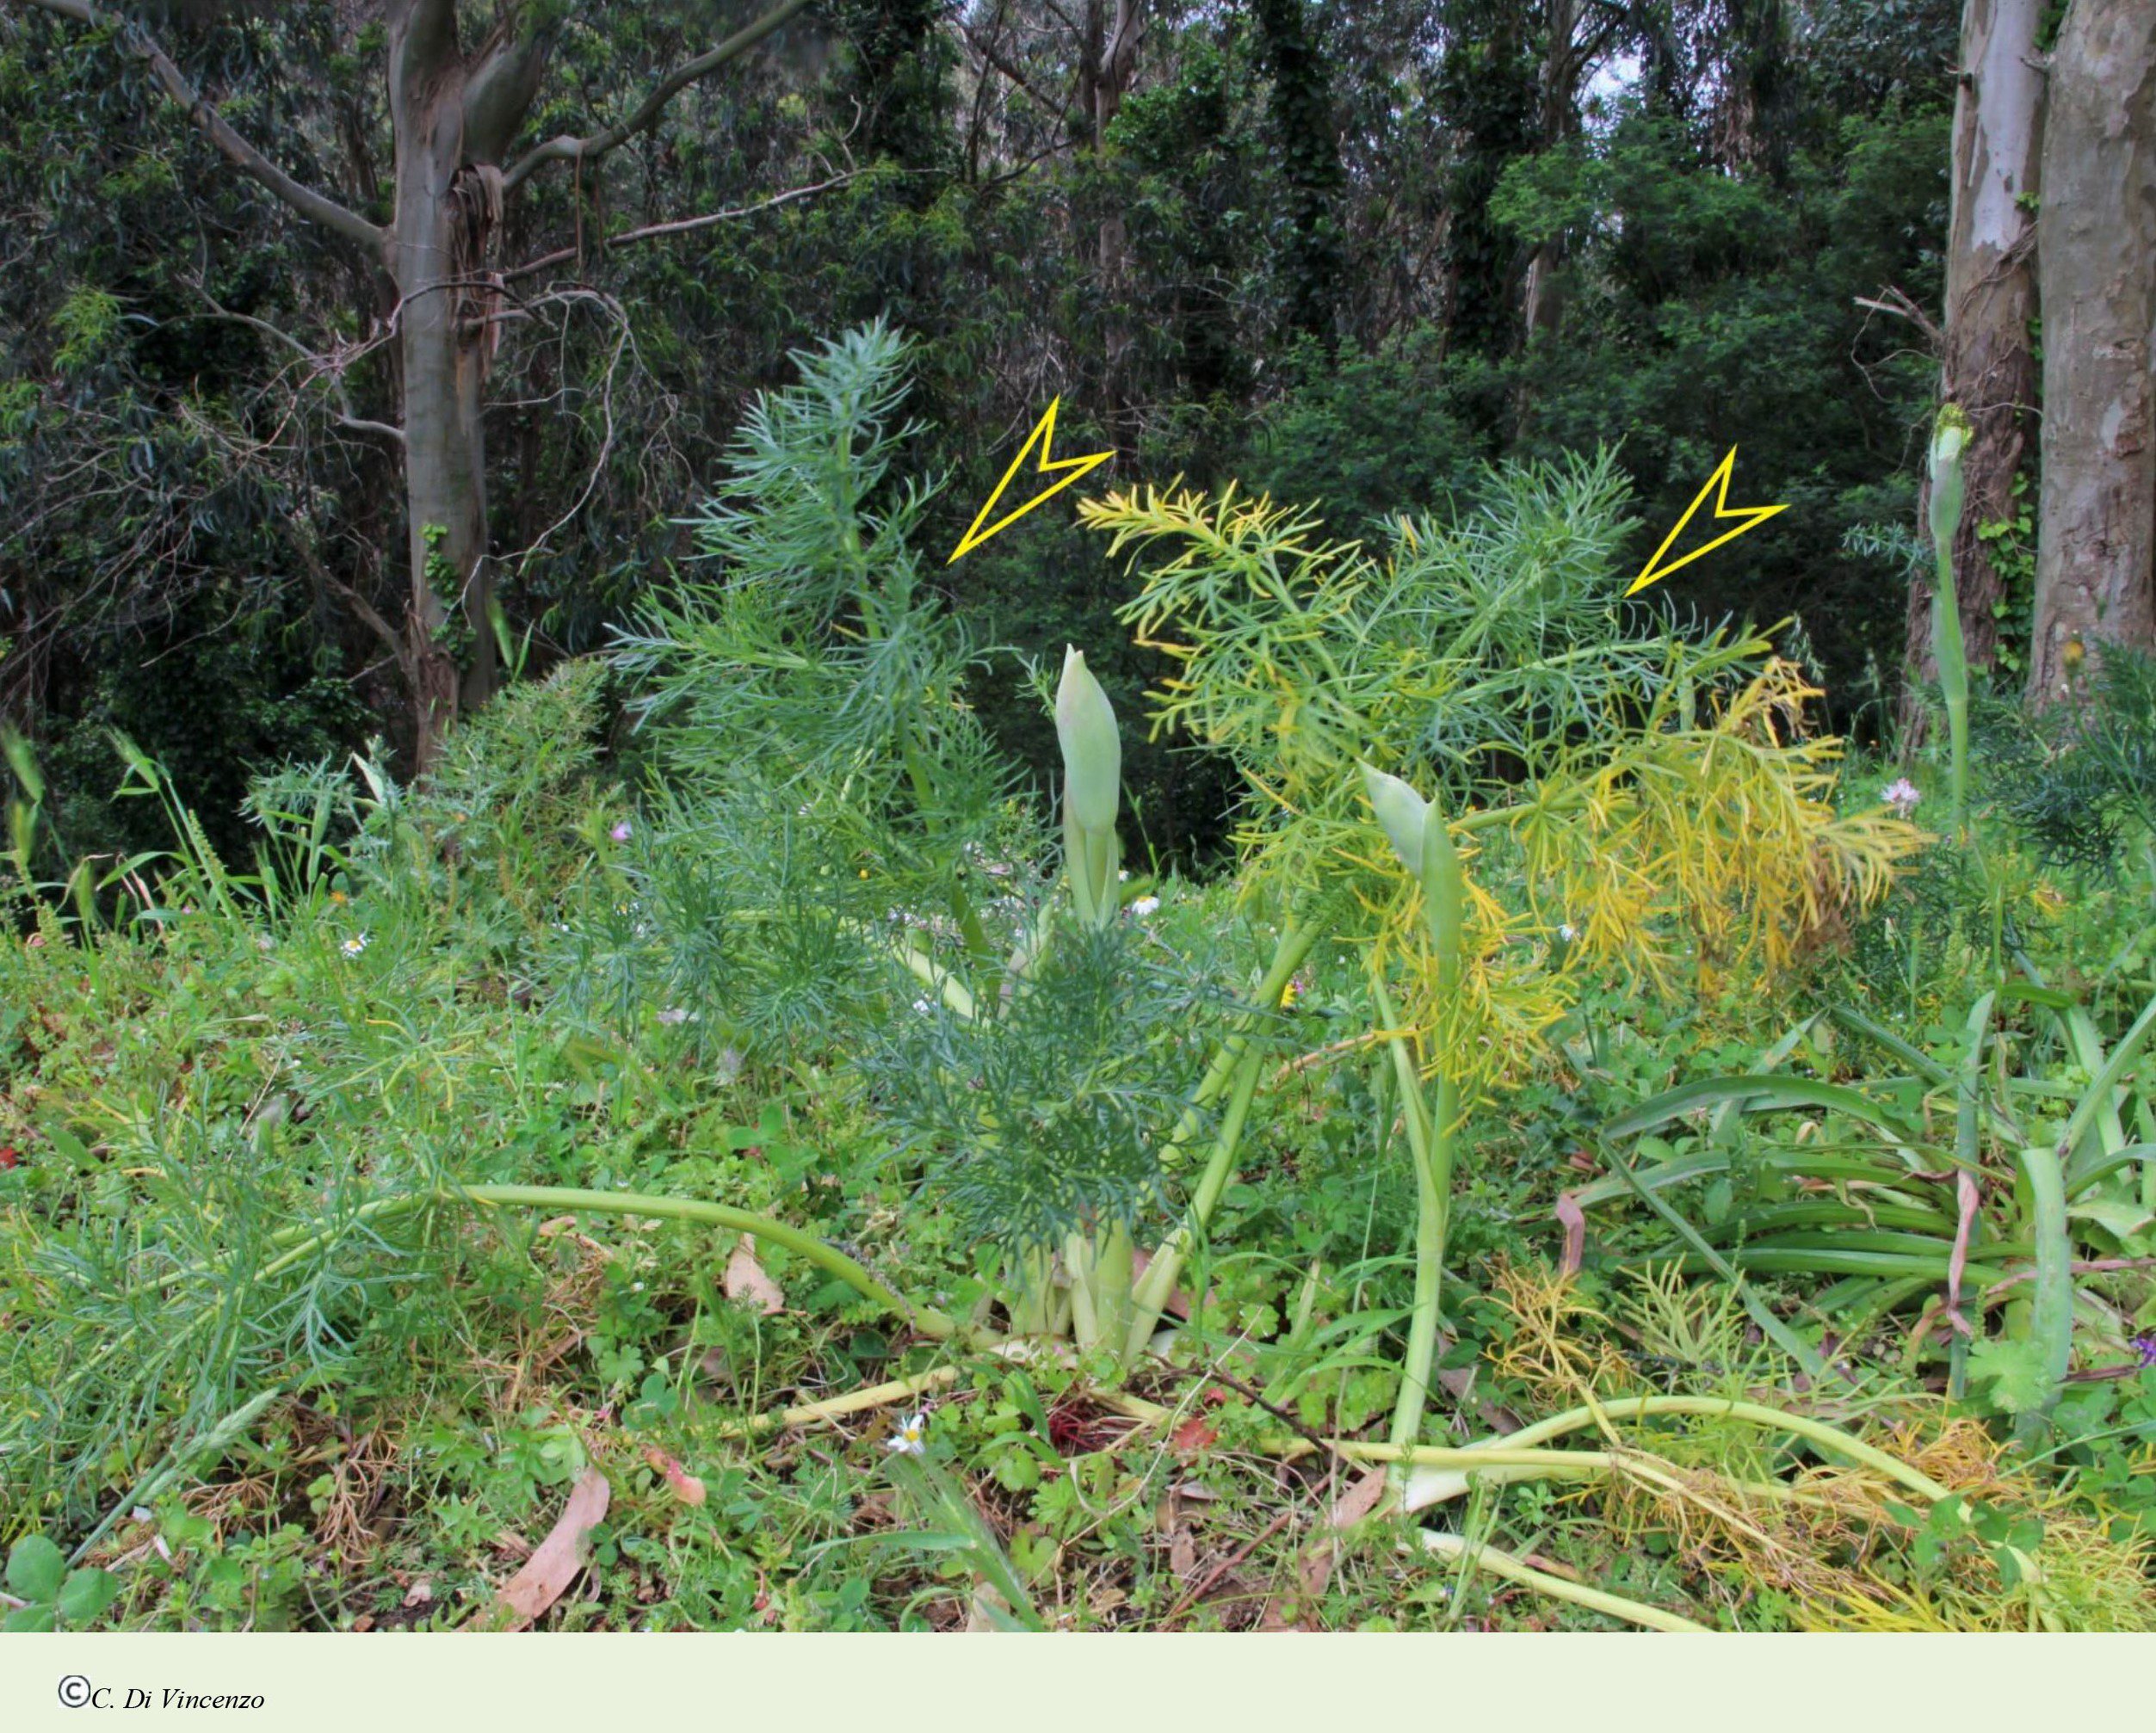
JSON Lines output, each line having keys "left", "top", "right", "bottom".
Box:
{"left": 340, "top": 934, "right": 369, "bottom": 959}
{"left": 1128, "top": 895, "right": 1161, "bottom": 917}
{"left": 886, "top": 1411, "right": 928, "bottom": 1455}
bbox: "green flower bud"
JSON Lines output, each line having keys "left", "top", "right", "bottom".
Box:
{"left": 1360, "top": 762, "right": 1429, "bottom": 878}
{"left": 1929, "top": 404, "right": 1971, "bottom": 475}
{"left": 1055, "top": 646, "right": 1121, "bottom": 834}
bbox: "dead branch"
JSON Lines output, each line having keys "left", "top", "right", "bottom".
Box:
{"left": 503, "top": 0, "right": 813, "bottom": 193}
{"left": 501, "top": 171, "right": 874, "bottom": 283}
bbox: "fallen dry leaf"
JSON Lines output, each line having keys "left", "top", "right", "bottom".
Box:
{"left": 1171, "top": 1416, "right": 1218, "bottom": 1453}
{"left": 724, "top": 1237, "right": 786, "bottom": 1314}
{"left": 1325, "top": 1466, "right": 1391, "bottom": 1533}
{"left": 1158, "top": 1489, "right": 1201, "bottom": 1582}
{"left": 1285, "top": 1466, "right": 1392, "bottom": 1627}
{"left": 643, "top": 1446, "right": 707, "bottom": 1507}
{"left": 478, "top": 1467, "right": 609, "bottom": 1631}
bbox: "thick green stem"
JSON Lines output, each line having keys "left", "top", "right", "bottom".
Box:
{"left": 1122, "top": 917, "right": 1323, "bottom": 1358}
{"left": 1928, "top": 413, "right": 1971, "bottom": 835}
{"left": 1008, "top": 1247, "right": 1054, "bottom": 1337}
{"left": 1377, "top": 978, "right": 1458, "bottom": 1469}
{"left": 1090, "top": 1221, "right": 1134, "bottom": 1357}
{"left": 453, "top": 1184, "right": 960, "bottom": 1339}
{"left": 1065, "top": 1228, "right": 1101, "bottom": 1349}
{"left": 1419, "top": 1532, "right": 1710, "bottom": 1633}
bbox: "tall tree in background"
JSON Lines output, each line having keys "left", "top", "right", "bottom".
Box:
{"left": 1436, "top": 3, "right": 1540, "bottom": 359}
{"left": 1249, "top": 0, "right": 1343, "bottom": 339}
{"left": 1903, "top": 0, "right": 2044, "bottom": 714}
{"left": 1086, "top": 0, "right": 1146, "bottom": 392}
{"left": 2026, "top": 0, "right": 2155, "bottom": 707}
{"left": 9, "top": 0, "right": 812, "bottom": 766}
{"left": 1517, "top": 0, "right": 1635, "bottom": 347}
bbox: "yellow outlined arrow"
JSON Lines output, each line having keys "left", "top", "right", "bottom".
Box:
{"left": 1628, "top": 447, "right": 1788, "bottom": 595}
{"left": 947, "top": 398, "right": 1113, "bottom": 564}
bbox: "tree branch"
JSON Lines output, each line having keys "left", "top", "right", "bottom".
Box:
{"left": 299, "top": 539, "right": 411, "bottom": 671}
{"left": 500, "top": 170, "right": 874, "bottom": 282}
{"left": 182, "top": 278, "right": 405, "bottom": 445}
{"left": 963, "top": 20, "right": 1072, "bottom": 123}
{"left": 11, "top": 0, "right": 386, "bottom": 251}
{"left": 502, "top": 0, "right": 813, "bottom": 192}
{"left": 464, "top": 17, "right": 558, "bottom": 165}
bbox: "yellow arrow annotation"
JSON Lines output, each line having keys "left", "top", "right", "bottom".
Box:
{"left": 947, "top": 398, "right": 1113, "bottom": 564}
{"left": 1628, "top": 447, "right": 1788, "bottom": 596}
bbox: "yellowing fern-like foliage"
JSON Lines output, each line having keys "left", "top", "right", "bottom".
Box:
{"left": 1499, "top": 657, "right": 1922, "bottom": 990}
{"left": 1082, "top": 470, "right": 1925, "bottom": 1089}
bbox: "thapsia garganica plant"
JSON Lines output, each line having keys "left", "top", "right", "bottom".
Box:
{"left": 598, "top": 350, "right": 1924, "bottom": 1450}
{"left": 5, "top": 329, "right": 2000, "bottom": 1628}
{"left": 1076, "top": 466, "right": 1926, "bottom": 1460}
{"left": 608, "top": 325, "right": 1294, "bottom": 1351}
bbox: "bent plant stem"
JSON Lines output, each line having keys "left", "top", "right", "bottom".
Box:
{"left": 140, "top": 1183, "right": 962, "bottom": 1347}
{"left": 1445, "top": 1396, "right": 1957, "bottom": 1503}
{"left": 1376, "top": 977, "right": 1458, "bottom": 1477}
{"left": 453, "top": 1184, "right": 961, "bottom": 1339}
{"left": 1419, "top": 1531, "right": 1711, "bottom": 1634}
{"left": 1119, "top": 1042, "right": 1268, "bottom": 1360}
{"left": 1122, "top": 916, "right": 1324, "bottom": 1358}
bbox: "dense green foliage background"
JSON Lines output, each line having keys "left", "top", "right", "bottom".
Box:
{"left": 0, "top": 1, "right": 1960, "bottom": 865}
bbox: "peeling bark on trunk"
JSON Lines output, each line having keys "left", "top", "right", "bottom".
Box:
{"left": 23, "top": 0, "right": 811, "bottom": 772}
{"left": 1901, "top": 0, "right": 2045, "bottom": 732}
{"left": 2026, "top": 0, "right": 2156, "bottom": 709}
{"left": 388, "top": 9, "right": 500, "bottom": 768}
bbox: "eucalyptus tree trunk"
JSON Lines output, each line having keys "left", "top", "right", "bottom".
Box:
{"left": 14, "top": 0, "right": 811, "bottom": 772}
{"left": 1085, "top": 0, "right": 1144, "bottom": 399}
{"left": 1519, "top": 0, "right": 1581, "bottom": 349}
{"left": 2025, "top": 0, "right": 2156, "bottom": 709}
{"left": 388, "top": 8, "right": 502, "bottom": 762}
{"left": 1900, "top": 0, "right": 2044, "bottom": 729}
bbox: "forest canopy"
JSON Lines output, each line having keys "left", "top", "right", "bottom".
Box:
{"left": 0, "top": 0, "right": 2010, "bottom": 864}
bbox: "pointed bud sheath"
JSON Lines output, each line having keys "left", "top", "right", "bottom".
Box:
{"left": 1927, "top": 404, "right": 1970, "bottom": 557}
{"left": 1928, "top": 404, "right": 1971, "bottom": 475}
{"left": 1362, "top": 763, "right": 1429, "bottom": 879}
{"left": 1362, "top": 763, "right": 1464, "bottom": 987}
{"left": 1058, "top": 647, "right": 1122, "bottom": 929}
{"left": 1055, "top": 647, "right": 1121, "bottom": 835}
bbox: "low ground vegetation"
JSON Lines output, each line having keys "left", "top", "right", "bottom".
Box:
{"left": 3, "top": 332, "right": 2153, "bottom": 1633}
